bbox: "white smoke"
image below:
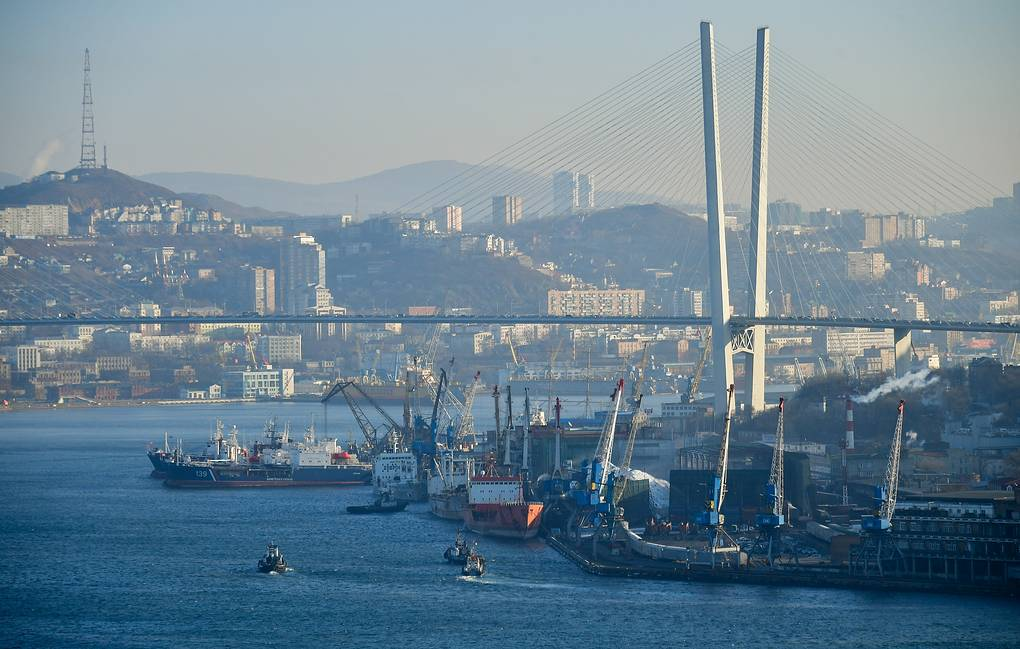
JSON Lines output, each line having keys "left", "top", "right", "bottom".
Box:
{"left": 29, "top": 138, "right": 63, "bottom": 177}
{"left": 853, "top": 368, "right": 939, "bottom": 404}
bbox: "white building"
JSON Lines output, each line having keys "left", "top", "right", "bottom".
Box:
{"left": 825, "top": 328, "right": 894, "bottom": 357}
{"left": 553, "top": 171, "right": 579, "bottom": 215}
{"left": 223, "top": 368, "right": 295, "bottom": 399}
{"left": 256, "top": 334, "right": 302, "bottom": 363}
{"left": 577, "top": 173, "right": 595, "bottom": 209}
{"left": 0, "top": 205, "right": 69, "bottom": 237}
{"left": 492, "top": 195, "right": 523, "bottom": 226}
{"left": 431, "top": 205, "right": 463, "bottom": 233}
{"left": 16, "top": 345, "right": 42, "bottom": 371}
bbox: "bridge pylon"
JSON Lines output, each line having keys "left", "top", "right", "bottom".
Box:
{"left": 700, "top": 21, "right": 734, "bottom": 420}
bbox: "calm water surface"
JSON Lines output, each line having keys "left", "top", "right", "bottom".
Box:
{"left": 1, "top": 402, "right": 1017, "bottom": 648}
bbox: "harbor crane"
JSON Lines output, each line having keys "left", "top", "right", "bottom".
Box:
{"left": 694, "top": 384, "right": 741, "bottom": 565}
{"left": 628, "top": 343, "right": 650, "bottom": 409}
{"left": 851, "top": 399, "right": 906, "bottom": 576}
{"left": 321, "top": 380, "right": 403, "bottom": 455}
{"left": 751, "top": 398, "right": 785, "bottom": 566}
{"left": 686, "top": 329, "right": 712, "bottom": 403}
{"left": 591, "top": 379, "right": 626, "bottom": 504}
{"left": 453, "top": 372, "right": 482, "bottom": 449}
{"left": 613, "top": 394, "right": 648, "bottom": 507}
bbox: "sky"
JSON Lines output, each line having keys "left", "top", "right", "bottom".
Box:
{"left": 1, "top": 0, "right": 1018, "bottom": 190}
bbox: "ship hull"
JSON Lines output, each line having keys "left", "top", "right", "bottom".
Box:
{"left": 164, "top": 463, "right": 372, "bottom": 488}
{"left": 430, "top": 490, "right": 468, "bottom": 521}
{"left": 463, "top": 502, "right": 544, "bottom": 540}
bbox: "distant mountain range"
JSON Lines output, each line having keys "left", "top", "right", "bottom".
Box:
{"left": 139, "top": 160, "right": 481, "bottom": 217}
{"left": 140, "top": 161, "right": 673, "bottom": 219}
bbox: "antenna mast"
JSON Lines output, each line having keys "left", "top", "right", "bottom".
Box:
{"left": 80, "top": 49, "right": 97, "bottom": 169}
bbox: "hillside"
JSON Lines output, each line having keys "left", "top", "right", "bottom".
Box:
{"left": 507, "top": 203, "right": 716, "bottom": 290}
{"left": 0, "top": 172, "right": 21, "bottom": 189}
{"left": 140, "top": 161, "right": 482, "bottom": 217}
{"left": 0, "top": 167, "right": 296, "bottom": 220}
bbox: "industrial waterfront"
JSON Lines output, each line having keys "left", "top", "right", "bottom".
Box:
{"left": 0, "top": 402, "right": 1017, "bottom": 649}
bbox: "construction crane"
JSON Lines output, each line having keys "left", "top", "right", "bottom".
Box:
{"left": 853, "top": 399, "right": 906, "bottom": 576}
{"left": 686, "top": 329, "right": 712, "bottom": 403}
{"left": 694, "top": 384, "right": 740, "bottom": 564}
{"left": 752, "top": 398, "right": 785, "bottom": 565}
{"left": 321, "top": 380, "right": 403, "bottom": 455}
{"left": 792, "top": 358, "right": 805, "bottom": 385}
{"left": 429, "top": 368, "right": 449, "bottom": 449}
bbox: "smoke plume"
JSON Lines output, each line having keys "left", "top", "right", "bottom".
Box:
{"left": 29, "top": 138, "right": 63, "bottom": 177}
{"left": 853, "top": 368, "right": 939, "bottom": 404}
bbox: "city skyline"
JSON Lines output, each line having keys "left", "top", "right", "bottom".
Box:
{"left": 0, "top": 1, "right": 1018, "bottom": 190}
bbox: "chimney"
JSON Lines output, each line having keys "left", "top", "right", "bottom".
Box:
{"left": 845, "top": 398, "right": 855, "bottom": 450}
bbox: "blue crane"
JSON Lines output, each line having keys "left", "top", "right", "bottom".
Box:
{"left": 852, "top": 399, "right": 906, "bottom": 576}
{"left": 752, "top": 397, "right": 785, "bottom": 565}
{"left": 694, "top": 384, "right": 740, "bottom": 564}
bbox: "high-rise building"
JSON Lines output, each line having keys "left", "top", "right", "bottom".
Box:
{"left": 137, "top": 302, "right": 161, "bottom": 336}
{"left": 676, "top": 288, "right": 704, "bottom": 317}
{"left": 769, "top": 200, "right": 802, "bottom": 225}
{"left": 578, "top": 173, "right": 595, "bottom": 209}
{"left": 432, "top": 205, "right": 463, "bottom": 233}
{"left": 547, "top": 288, "right": 645, "bottom": 317}
{"left": 846, "top": 251, "right": 886, "bottom": 281}
{"left": 492, "top": 195, "right": 523, "bottom": 226}
{"left": 256, "top": 334, "right": 302, "bottom": 363}
{"left": 0, "top": 205, "right": 69, "bottom": 237}
{"left": 863, "top": 215, "right": 882, "bottom": 248}
{"left": 280, "top": 233, "right": 326, "bottom": 314}
{"left": 16, "top": 345, "right": 42, "bottom": 371}
{"left": 553, "top": 171, "right": 579, "bottom": 215}
{"left": 252, "top": 267, "right": 276, "bottom": 315}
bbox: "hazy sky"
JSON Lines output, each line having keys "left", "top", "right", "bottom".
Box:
{"left": 1, "top": 0, "right": 1018, "bottom": 189}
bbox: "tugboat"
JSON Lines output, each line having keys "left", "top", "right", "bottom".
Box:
{"left": 443, "top": 530, "right": 469, "bottom": 564}
{"left": 257, "top": 543, "right": 288, "bottom": 573}
{"left": 461, "top": 543, "right": 486, "bottom": 577}
{"left": 346, "top": 491, "right": 408, "bottom": 514}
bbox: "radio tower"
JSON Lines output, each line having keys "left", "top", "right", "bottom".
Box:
{"left": 79, "top": 48, "right": 97, "bottom": 169}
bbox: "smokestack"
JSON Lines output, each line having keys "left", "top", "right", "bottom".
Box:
{"left": 845, "top": 398, "right": 855, "bottom": 450}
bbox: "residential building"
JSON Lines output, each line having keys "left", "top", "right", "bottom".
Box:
{"left": 547, "top": 288, "right": 645, "bottom": 317}
{"left": 492, "top": 195, "right": 523, "bottom": 226}
{"left": 676, "top": 288, "right": 704, "bottom": 317}
{"left": 280, "top": 233, "right": 326, "bottom": 314}
{"left": 553, "top": 171, "right": 579, "bottom": 215}
{"left": 16, "top": 345, "right": 42, "bottom": 371}
{"left": 222, "top": 368, "right": 295, "bottom": 399}
{"left": 0, "top": 204, "right": 69, "bottom": 237}
{"left": 432, "top": 205, "right": 463, "bottom": 233}
{"left": 252, "top": 267, "right": 276, "bottom": 315}
{"left": 826, "top": 328, "right": 894, "bottom": 357}
{"left": 256, "top": 335, "right": 302, "bottom": 363}
{"left": 846, "top": 251, "right": 886, "bottom": 281}
{"left": 578, "top": 173, "right": 595, "bottom": 209}
{"left": 769, "top": 200, "right": 803, "bottom": 225}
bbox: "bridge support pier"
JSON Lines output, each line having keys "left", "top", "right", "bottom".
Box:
{"left": 700, "top": 21, "right": 734, "bottom": 421}
{"left": 893, "top": 327, "right": 912, "bottom": 378}
{"left": 744, "top": 26, "right": 770, "bottom": 416}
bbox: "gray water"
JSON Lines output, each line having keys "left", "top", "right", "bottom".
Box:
{"left": 0, "top": 402, "right": 1016, "bottom": 648}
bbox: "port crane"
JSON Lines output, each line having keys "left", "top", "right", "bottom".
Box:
{"left": 686, "top": 329, "right": 711, "bottom": 403}
{"left": 628, "top": 343, "right": 650, "bottom": 409}
{"left": 751, "top": 398, "right": 785, "bottom": 566}
{"left": 694, "top": 384, "right": 740, "bottom": 565}
{"left": 321, "top": 380, "right": 403, "bottom": 455}
{"left": 612, "top": 394, "right": 647, "bottom": 507}
{"left": 452, "top": 371, "right": 481, "bottom": 450}
{"left": 851, "top": 399, "right": 906, "bottom": 576}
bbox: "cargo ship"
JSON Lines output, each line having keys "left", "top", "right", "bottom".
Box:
{"left": 462, "top": 461, "right": 544, "bottom": 539}
{"left": 373, "top": 449, "right": 426, "bottom": 501}
{"left": 428, "top": 452, "right": 474, "bottom": 521}
{"left": 162, "top": 421, "right": 372, "bottom": 488}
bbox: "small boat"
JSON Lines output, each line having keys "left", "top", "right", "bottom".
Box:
{"left": 347, "top": 492, "right": 409, "bottom": 515}
{"left": 461, "top": 543, "right": 486, "bottom": 577}
{"left": 443, "top": 530, "right": 469, "bottom": 564}
{"left": 258, "top": 543, "right": 288, "bottom": 573}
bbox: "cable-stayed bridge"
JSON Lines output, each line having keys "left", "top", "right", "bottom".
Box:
{"left": 2, "top": 22, "right": 1017, "bottom": 416}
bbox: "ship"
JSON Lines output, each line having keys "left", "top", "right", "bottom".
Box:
{"left": 163, "top": 421, "right": 372, "bottom": 488}
{"left": 462, "top": 459, "right": 544, "bottom": 540}
{"left": 146, "top": 432, "right": 181, "bottom": 478}
{"left": 428, "top": 452, "right": 474, "bottom": 521}
{"left": 372, "top": 432, "right": 426, "bottom": 501}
